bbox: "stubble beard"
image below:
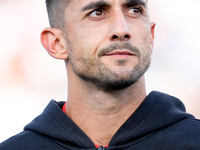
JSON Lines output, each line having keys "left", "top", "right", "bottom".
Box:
{"left": 68, "top": 43, "right": 151, "bottom": 91}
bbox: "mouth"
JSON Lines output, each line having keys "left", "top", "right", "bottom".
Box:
{"left": 105, "top": 50, "right": 135, "bottom": 57}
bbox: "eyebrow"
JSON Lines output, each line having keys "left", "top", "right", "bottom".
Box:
{"left": 81, "top": 1, "right": 110, "bottom": 12}
{"left": 124, "top": 0, "right": 146, "bottom": 8}
{"left": 81, "top": 0, "right": 146, "bottom": 12}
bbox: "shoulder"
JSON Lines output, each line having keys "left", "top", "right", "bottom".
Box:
{"left": 157, "top": 117, "right": 200, "bottom": 147}
{"left": 1, "top": 131, "right": 44, "bottom": 149}
{"left": 174, "top": 117, "right": 200, "bottom": 136}
{"left": 0, "top": 130, "right": 63, "bottom": 150}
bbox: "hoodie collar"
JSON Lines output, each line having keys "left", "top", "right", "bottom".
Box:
{"left": 25, "top": 91, "right": 193, "bottom": 149}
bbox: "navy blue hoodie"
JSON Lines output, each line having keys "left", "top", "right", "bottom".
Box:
{"left": 1, "top": 91, "right": 200, "bottom": 150}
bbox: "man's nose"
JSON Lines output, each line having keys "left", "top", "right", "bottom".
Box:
{"left": 109, "top": 11, "right": 131, "bottom": 42}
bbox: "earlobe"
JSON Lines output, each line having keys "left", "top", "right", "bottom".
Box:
{"left": 41, "top": 28, "right": 68, "bottom": 60}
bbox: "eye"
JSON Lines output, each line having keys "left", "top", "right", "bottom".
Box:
{"left": 127, "top": 7, "right": 142, "bottom": 15}
{"left": 88, "top": 9, "right": 105, "bottom": 18}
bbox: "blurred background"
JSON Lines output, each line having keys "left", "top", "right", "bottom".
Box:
{"left": 0, "top": 0, "right": 200, "bottom": 142}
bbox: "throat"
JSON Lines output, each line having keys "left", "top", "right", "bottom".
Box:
{"left": 67, "top": 103, "right": 138, "bottom": 147}
{"left": 65, "top": 80, "right": 146, "bottom": 147}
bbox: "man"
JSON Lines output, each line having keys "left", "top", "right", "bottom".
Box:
{"left": 1, "top": 0, "right": 200, "bottom": 150}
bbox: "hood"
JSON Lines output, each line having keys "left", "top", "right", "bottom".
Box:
{"left": 108, "top": 91, "right": 193, "bottom": 149}
{"left": 25, "top": 100, "right": 95, "bottom": 149}
{"left": 24, "top": 91, "right": 193, "bottom": 149}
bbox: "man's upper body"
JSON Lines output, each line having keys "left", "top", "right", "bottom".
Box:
{"left": 1, "top": 0, "right": 200, "bottom": 149}
{"left": 1, "top": 91, "right": 200, "bottom": 150}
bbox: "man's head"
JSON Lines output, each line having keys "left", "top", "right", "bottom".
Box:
{"left": 41, "top": 0, "right": 155, "bottom": 90}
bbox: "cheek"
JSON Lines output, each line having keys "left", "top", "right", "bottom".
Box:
{"left": 66, "top": 31, "right": 99, "bottom": 70}
{"left": 67, "top": 25, "right": 94, "bottom": 52}
{"left": 132, "top": 25, "right": 152, "bottom": 54}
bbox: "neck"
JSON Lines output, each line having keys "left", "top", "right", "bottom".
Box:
{"left": 65, "top": 75, "right": 146, "bottom": 147}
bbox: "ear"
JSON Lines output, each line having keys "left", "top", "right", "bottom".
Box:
{"left": 41, "top": 28, "right": 68, "bottom": 60}
{"left": 150, "top": 22, "right": 156, "bottom": 54}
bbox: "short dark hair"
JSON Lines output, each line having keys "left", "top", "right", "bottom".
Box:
{"left": 46, "top": 0, "right": 71, "bottom": 30}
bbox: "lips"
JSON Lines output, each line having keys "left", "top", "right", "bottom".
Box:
{"left": 105, "top": 50, "right": 135, "bottom": 56}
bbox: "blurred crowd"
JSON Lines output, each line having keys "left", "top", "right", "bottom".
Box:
{"left": 0, "top": 0, "right": 200, "bottom": 142}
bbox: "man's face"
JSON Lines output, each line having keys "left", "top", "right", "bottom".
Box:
{"left": 64, "top": 0, "right": 155, "bottom": 90}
